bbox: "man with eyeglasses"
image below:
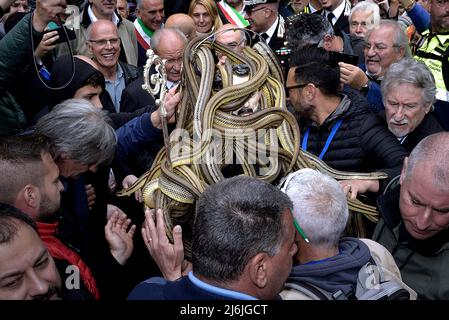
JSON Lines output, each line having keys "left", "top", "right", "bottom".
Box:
{"left": 339, "top": 20, "right": 411, "bottom": 113}
{"left": 244, "top": 0, "right": 286, "bottom": 55}
{"left": 57, "top": 0, "right": 138, "bottom": 67}
{"left": 87, "top": 20, "right": 139, "bottom": 113}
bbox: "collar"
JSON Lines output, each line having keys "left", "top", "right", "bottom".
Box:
{"left": 88, "top": 5, "right": 120, "bottom": 26}
{"left": 188, "top": 272, "right": 257, "bottom": 300}
{"left": 317, "top": 94, "right": 351, "bottom": 127}
{"left": 264, "top": 15, "right": 279, "bottom": 42}
{"left": 37, "top": 221, "right": 59, "bottom": 238}
{"left": 327, "top": 0, "right": 347, "bottom": 21}
{"left": 105, "top": 63, "right": 124, "bottom": 83}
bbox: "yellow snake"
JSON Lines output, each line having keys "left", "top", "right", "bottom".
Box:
{"left": 117, "top": 36, "right": 387, "bottom": 258}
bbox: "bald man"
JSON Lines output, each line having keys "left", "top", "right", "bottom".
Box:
{"left": 165, "top": 13, "right": 196, "bottom": 40}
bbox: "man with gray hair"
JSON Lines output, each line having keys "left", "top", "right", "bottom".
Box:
{"left": 134, "top": 0, "right": 164, "bottom": 66}
{"left": 279, "top": 168, "right": 415, "bottom": 300}
{"left": 36, "top": 99, "right": 117, "bottom": 179}
{"left": 373, "top": 132, "right": 449, "bottom": 299}
{"left": 349, "top": 0, "right": 380, "bottom": 39}
{"left": 381, "top": 58, "right": 442, "bottom": 152}
{"left": 339, "top": 20, "right": 411, "bottom": 112}
{"left": 150, "top": 27, "right": 187, "bottom": 89}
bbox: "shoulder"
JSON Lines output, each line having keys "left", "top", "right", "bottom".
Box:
{"left": 127, "top": 276, "right": 169, "bottom": 300}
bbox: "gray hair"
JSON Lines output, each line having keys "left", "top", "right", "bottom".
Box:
{"left": 150, "top": 27, "right": 188, "bottom": 54}
{"left": 381, "top": 58, "right": 436, "bottom": 107}
{"left": 282, "top": 169, "right": 348, "bottom": 248}
{"left": 349, "top": 0, "right": 380, "bottom": 27}
{"left": 366, "top": 20, "right": 411, "bottom": 57}
{"left": 404, "top": 132, "right": 449, "bottom": 189}
{"left": 193, "top": 176, "right": 293, "bottom": 282}
{"left": 35, "top": 99, "right": 117, "bottom": 166}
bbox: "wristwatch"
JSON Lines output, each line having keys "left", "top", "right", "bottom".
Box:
{"left": 360, "top": 81, "right": 370, "bottom": 95}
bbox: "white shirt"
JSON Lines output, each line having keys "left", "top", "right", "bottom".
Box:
{"left": 326, "top": 0, "right": 346, "bottom": 25}
{"left": 88, "top": 5, "right": 120, "bottom": 26}
{"left": 263, "top": 16, "right": 279, "bottom": 44}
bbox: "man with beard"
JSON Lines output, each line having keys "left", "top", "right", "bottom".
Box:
{"left": 0, "top": 203, "right": 62, "bottom": 300}
{"left": 381, "top": 58, "right": 442, "bottom": 152}
{"left": 0, "top": 133, "right": 136, "bottom": 299}
{"left": 287, "top": 47, "right": 407, "bottom": 212}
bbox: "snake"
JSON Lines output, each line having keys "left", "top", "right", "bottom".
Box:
{"left": 117, "top": 35, "right": 388, "bottom": 258}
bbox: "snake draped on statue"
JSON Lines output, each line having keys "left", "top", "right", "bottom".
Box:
{"left": 118, "top": 34, "right": 387, "bottom": 259}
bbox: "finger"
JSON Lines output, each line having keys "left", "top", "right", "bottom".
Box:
{"left": 137, "top": 190, "right": 143, "bottom": 203}
{"left": 122, "top": 218, "right": 132, "bottom": 231}
{"left": 141, "top": 227, "right": 152, "bottom": 252}
{"left": 172, "top": 225, "right": 184, "bottom": 263}
{"left": 128, "top": 224, "right": 137, "bottom": 238}
{"left": 145, "top": 209, "right": 158, "bottom": 248}
{"left": 155, "top": 209, "right": 167, "bottom": 244}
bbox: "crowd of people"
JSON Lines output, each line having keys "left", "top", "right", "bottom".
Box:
{"left": 0, "top": 0, "right": 448, "bottom": 301}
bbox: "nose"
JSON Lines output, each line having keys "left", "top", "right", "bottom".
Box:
{"left": 199, "top": 15, "right": 204, "bottom": 23}
{"left": 244, "top": 12, "right": 249, "bottom": 19}
{"left": 394, "top": 105, "right": 405, "bottom": 120}
{"left": 28, "top": 272, "right": 50, "bottom": 299}
{"left": 92, "top": 95, "right": 103, "bottom": 109}
{"left": 415, "top": 206, "right": 432, "bottom": 231}
{"left": 356, "top": 24, "right": 363, "bottom": 34}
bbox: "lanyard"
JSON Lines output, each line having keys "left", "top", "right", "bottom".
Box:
{"left": 301, "top": 119, "right": 343, "bottom": 160}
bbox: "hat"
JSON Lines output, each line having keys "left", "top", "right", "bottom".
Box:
{"left": 244, "top": 0, "right": 279, "bottom": 9}
{"left": 49, "top": 55, "right": 104, "bottom": 106}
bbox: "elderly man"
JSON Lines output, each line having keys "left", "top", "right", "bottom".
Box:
{"left": 128, "top": 175, "right": 297, "bottom": 300}
{"left": 57, "top": 0, "right": 138, "bottom": 66}
{"left": 117, "top": 0, "right": 130, "bottom": 20}
{"left": 87, "top": 20, "right": 139, "bottom": 113}
{"left": 279, "top": 169, "right": 415, "bottom": 300}
{"left": 373, "top": 132, "right": 449, "bottom": 299}
{"left": 0, "top": 204, "right": 62, "bottom": 300}
{"left": 134, "top": 0, "right": 164, "bottom": 66}
{"left": 339, "top": 20, "right": 411, "bottom": 113}
{"left": 349, "top": 0, "right": 380, "bottom": 39}
{"left": 381, "top": 58, "right": 443, "bottom": 152}
{"left": 244, "top": 0, "right": 285, "bottom": 54}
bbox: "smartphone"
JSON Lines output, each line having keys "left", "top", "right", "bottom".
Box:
{"left": 329, "top": 51, "right": 359, "bottom": 66}
{"left": 44, "top": 25, "right": 76, "bottom": 45}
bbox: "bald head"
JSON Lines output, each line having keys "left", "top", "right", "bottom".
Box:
{"left": 216, "top": 24, "right": 246, "bottom": 52}
{"left": 404, "top": 132, "right": 449, "bottom": 188}
{"left": 165, "top": 13, "right": 196, "bottom": 40}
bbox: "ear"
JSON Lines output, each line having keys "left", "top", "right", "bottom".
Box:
{"left": 322, "top": 34, "right": 333, "bottom": 51}
{"left": 22, "top": 184, "right": 41, "bottom": 209}
{"left": 424, "top": 103, "right": 433, "bottom": 114}
{"left": 248, "top": 252, "right": 269, "bottom": 289}
{"left": 399, "top": 157, "right": 409, "bottom": 185}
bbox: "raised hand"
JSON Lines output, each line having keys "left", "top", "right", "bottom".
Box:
{"left": 105, "top": 208, "right": 136, "bottom": 266}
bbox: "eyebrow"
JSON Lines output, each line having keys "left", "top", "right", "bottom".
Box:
{"left": 0, "top": 248, "right": 47, "bottom": 282}
{"left": 409, "top": 191, "right": 449, "bottom": 212}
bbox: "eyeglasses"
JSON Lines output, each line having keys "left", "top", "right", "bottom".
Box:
{"left": 88, "top": 38, "right": 120, "bottom": 47}
{"left": 286, "top": 83, "right": 308, "bottom": 92}
{"left": 364, "top": 42, "right": 399, "bottom": 52}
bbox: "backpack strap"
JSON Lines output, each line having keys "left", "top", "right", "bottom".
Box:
{"left": 284, "top": 281, "right": 348, "bottom": 300}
